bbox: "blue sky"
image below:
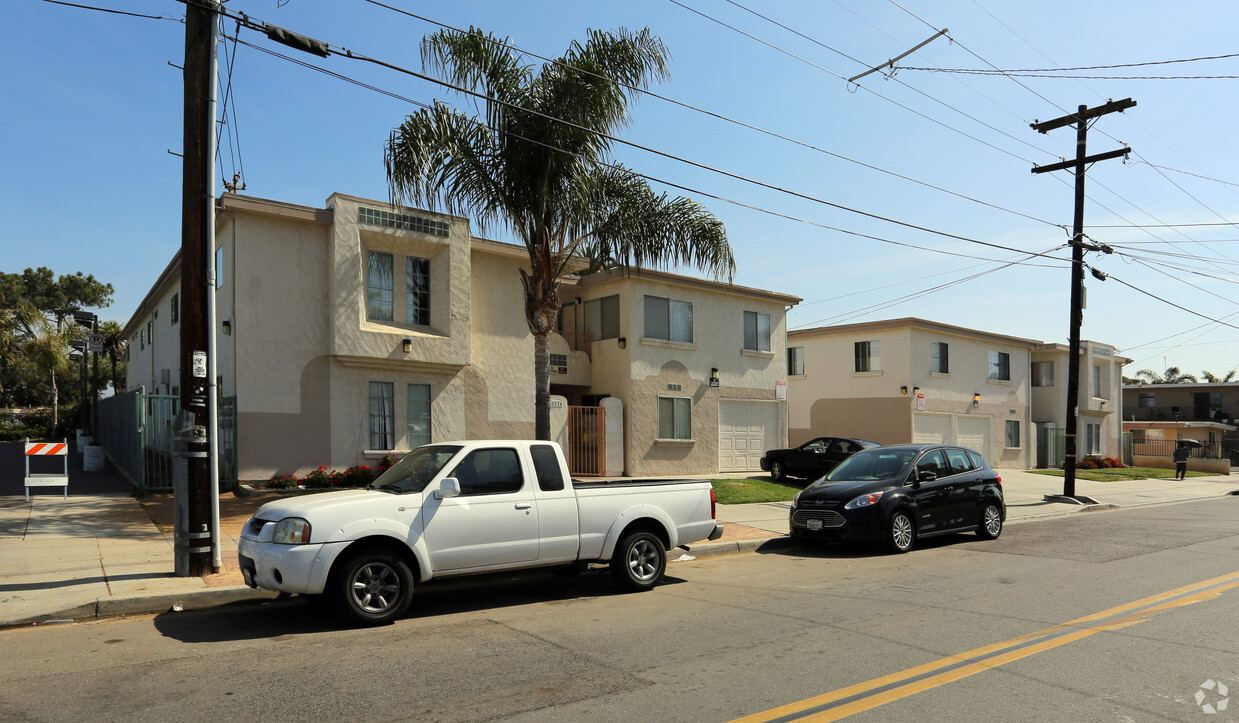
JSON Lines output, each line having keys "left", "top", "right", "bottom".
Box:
{"left": 4, "top": 0, "right": 1239, "bottom": 378}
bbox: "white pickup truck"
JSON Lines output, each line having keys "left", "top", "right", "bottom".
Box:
{"left": 238, "top": 440, "right": 723, "bottom": 624}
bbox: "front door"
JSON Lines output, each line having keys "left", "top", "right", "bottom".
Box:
{"left": 421, "top": 447, "right": 540, "bottom": 572}
{"left": 909, "top": 449, "right": 958, "bottom": 533}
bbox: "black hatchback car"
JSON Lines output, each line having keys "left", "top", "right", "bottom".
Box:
{"left": 788, "top": 444, "right": 1004, "bottom": 553}
{"left": 760, "top": 436, "right": 880, "bottom": 482}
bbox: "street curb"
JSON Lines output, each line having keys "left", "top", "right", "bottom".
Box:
{"left": 679, "top": 535, "right": 795, "bottom": 559}
{"left": 1, "top": 587, "right": 279, "bottom": 629}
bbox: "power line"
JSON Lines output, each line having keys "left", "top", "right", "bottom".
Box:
{"left": 36, "top": 0, "right": 180, "bottom": 21}
{"left": 895, "top": 51, "right": 1239, "bottom": 74}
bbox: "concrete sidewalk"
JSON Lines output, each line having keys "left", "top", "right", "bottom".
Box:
{"left": 2, "top": 459, "right": 1235, "bottom": 628}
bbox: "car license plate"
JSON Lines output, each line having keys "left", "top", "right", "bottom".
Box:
{"left": 806, "top": 519, "right": 823, "bottom": 531}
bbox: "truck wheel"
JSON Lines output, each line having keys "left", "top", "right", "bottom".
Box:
{"left": 770, "top": 460, "right": 787, "bottom": 481}
{"left": 610, "top": 531, "right": 666, "bottom": 592}
{"left": 330, "top": 549, "right": 414, "bottom": 626}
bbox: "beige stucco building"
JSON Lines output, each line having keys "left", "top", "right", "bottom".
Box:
{"left": 787, "top": 318, "right": 1042, "bottom": 469}
{"left": 1030, "top": 341, "right": 1128, "bottom": 464}
{"left": 122, "top": 192, "right": 799, "bottom": 481}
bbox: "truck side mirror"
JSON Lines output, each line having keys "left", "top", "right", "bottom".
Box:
{"left": 434, "top": 477, "right": 461, "bottom": 500}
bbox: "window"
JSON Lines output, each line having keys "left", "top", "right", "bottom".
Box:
{"left": 367, "top": 251, "right": 394, "bottom": 321}
{"left": 1138, "top": 392, "right": 1155, "bottom": 408}
{"left": 788, "top": 347, "right": 805, "bottom": 376}
{"left": 644, "top": 295, "right": 693, "bottom": 343}
{"left": 139, "top": 331, "right": 144, "bottom": 350}
{"left": 915, "top": 450, "right": 948, "bottom": 479}
{"left": 451, "top": 448, "right": 524, "bottom": 496}
{"left": 170, "top": 293, "right": 179, "bottom": 325}
{"left": 531, "top": 444, "right": 565, "bottom": 492}
{"left": 743, "top": 311, "right": 771, "bottom": 352}
{"left": 1093, "top": 365, "right": 1105, "bottom": 398}
{"left": 583, "top": 294, "right": 620, "bottom": 340}
{"left": 369, "top": 381, "right": 394, "bottom": 450}
{"left": 146, "top": 319, "right": 153, "bottom": 341}
{"left": 1085, "top": 423, "right": 1101, "bottom": 455}
{"left": 854, "top": 340, "right": 880, "bottom": 372}
{"left": 658, "top": 397, "right": 692, "bottom": 440}
{"left": 931, "top": 342, "right": 949, "bottom": 374}
{"left": 405, "top": 257, "right": 430, "bottom": 326}
{"left": 407, "top": 383, "right": 431, "bottom": 448}
{"left": 944, "top": 447, "right": 976, "bottom": 472}
{"left": 988, "top": 351, "right": 1010, "bottom": 381}
{"left": 1032, "top": 361, "right": 1054, "bottom": 387}
{"left": 215, "top": 246, "right": 224, "bottom": 289}
{"left": 1005, "top": 420, "right": 1021, "bottom": 448}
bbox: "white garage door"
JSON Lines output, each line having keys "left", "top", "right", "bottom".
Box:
{"left": 957, "top": 416, "right": 992, "bottom": 460}
{"left": 912, "top": 412, "right": 951, "bottom": 445}
{"left": 718, "top": 401, "right": 780, "bottom": 472}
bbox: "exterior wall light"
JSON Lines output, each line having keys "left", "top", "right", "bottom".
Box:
{"left": 972, "top": 392, "right": 981, "bottom": 407}
{"left": 402, "top": 338, "right": 413, "bottom": 354}
{"left": 709, "top": 368, "right": 720, "bottom": 388}
{"left": 913, "top": 386, "right": 920, "bottom": 396}
{"left": 901, "top": 385, "right": 908, "bottom": 395}
{"left": 221, "top": 320, "right": 231, "bottom": 335}
{"left": 618, "top": 337, "right": 626, "bottom": 349}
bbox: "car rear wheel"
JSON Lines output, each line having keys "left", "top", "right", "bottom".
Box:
{"left": 770, "top": 460, "right": 787, "bottom": 481}
{"left": 330, "top": 549, "right": 414, "bottom": 626}
{"left": 978, "top": 503, "right": 1003, "bottom": 540}
{"left": 610, "top": 531, "right": 666, "bottom": 591}
{"left": 886, "top": 510, "right": 915, "bottom": 553}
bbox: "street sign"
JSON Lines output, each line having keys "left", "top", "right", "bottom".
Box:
{"left": 87, "top": 333, "right": 104, "bottom": 353}
{"left": 191, "top": 351, "right": 208, "bottom": 378}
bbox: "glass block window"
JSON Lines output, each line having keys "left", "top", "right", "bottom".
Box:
{"left": 367, "top": 251, "right": 394, "bottom": 321}
{"left": 358, "top": 207, "right": 449, "bottom": 237}
{"left": 406, "top": 256, "right": 430, "bottom": 326}
{"left": 407, "top": 383, "right": 431, "bottom": 448}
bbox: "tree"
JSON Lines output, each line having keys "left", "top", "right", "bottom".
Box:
{"left": 99, "top": 320, "right": 127, "bottom": 395}
{"left": 1133, "top": 366, "right": 1198, "bottom": 385}
{"left": 385, "top": 27, "right": 735, "bottom": 440}
{"left": 1201, "top": 370, "right": 1236, "bottom": 383}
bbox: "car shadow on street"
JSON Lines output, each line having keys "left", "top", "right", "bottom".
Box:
{"left": 153, "top": 569, "right": 687, "bottom": 643}
{"left": 756, "top": 532, "right": 988, "bottom": 559}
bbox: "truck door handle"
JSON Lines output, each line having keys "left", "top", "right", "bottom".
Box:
{"left": 515, "top": 503, "right": 532, "bottom": 510}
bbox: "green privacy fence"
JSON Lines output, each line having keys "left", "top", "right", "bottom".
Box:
{"left": 96, "top": 390, "right": 237, "bottom": 492}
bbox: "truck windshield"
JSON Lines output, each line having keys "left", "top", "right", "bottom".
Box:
{"left": 370, "top": 445, "right": 462, "bottom": 493}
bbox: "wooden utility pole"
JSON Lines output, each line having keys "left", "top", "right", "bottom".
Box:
{"left": 178, "top": 0, "right": 217, "bottom": 576}
{"left": 1031, "top": 98, "right": 1135, "bottom": 499}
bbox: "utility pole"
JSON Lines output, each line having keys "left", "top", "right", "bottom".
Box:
{"left": 177, "top": 0, "right": 218, "bottom": 576}
{"left": 1031, "top": 98, "right": 1135, "bottom": 499}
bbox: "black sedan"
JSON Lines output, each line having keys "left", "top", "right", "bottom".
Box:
{"left": 788, "top": 444, "right": 1004, "bottom": 553}
{"left": 761, "top": 437, "right": 880, "bottom": 482}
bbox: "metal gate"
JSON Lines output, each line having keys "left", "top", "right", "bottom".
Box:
{"left": 141, "top": 394, "right": 180, "bottom": 492}
{"left": 567, "top": 406, "right": 606, "bottom": 477}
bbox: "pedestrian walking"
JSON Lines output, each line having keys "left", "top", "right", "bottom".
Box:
{"left": 1173, "top": 441, "right": 1190, "bottom": 480}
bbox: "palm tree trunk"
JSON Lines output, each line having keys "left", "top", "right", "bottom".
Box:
{"left": 521, "top": 247, "right": 562, "bottom": 441}
{"left": 533, "top": 329, "right": 551, "bottom": 440}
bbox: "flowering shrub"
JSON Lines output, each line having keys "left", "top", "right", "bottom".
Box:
{"left": 269, "top": 474, "right": 299, "bottom": 489}
{"left": 1074, "top": 456, "right": 1123, "bottom": 470}
{"left": 377, "top": 454, "right": 398, "bottom": 474}
{"left": 336, "top": 465, "right": 377, "bottom": 488}
{"left": 304, "top": 466, "right": 333, "bottom": 489}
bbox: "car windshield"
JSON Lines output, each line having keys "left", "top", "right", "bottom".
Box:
{"left": 826, "top": 448, "right": 917, "bottom": 482}
{"left": 369, "top": 445, "right": 462, "bottom": 493}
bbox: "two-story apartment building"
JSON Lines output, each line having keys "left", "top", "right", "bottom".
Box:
{"left": 787, "top": 318, "right": 1037, "bottom": 468}
{"left": 122, "top": 192, "right": 799, "bottom": 480}
{"left": 1031, "top": 341, "right": 1128, "bottom": 464}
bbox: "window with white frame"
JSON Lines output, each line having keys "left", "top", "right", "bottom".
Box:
{"left": 367, "top": 251, "right": 395, "bottom": 322}
{"left": 788, "top": 346, "right": 805, "bottom": 376}
{"left": 583, "top": 294, "right": 620, "bottom": 340}
{"left": 1085, "top": 423, "right": 1101, "bottom": 455}
{"left": 658, "top": 397, "right": 691, "bottom": 440}
{"left": 1005, "top": 420, "right": 1021, "bottom": 448}
{"left": 743, "top": 311, "right": 771, "bottom": 352}
{"left": 369, "top": 381, "right": 395, "bottom": 449}
{"left": 644, "top": 295, "right": 693, "bottom": 343}
{"left": 406, "top": 257, "right": 430, "bottom": 326}
{"left": 854, "top": 340, "right": 880, "bottom": 372}
{"left": 988, "top": 351, "right": 1011, "bottom": 381}
{"left": 931, "top": 341, "right": 949, "bottom": 373}
{"left": 407, "top": 383, "right": 431, "bottom": 447}
{"left": 1032, "top": 361, "right": 1054, "bottom": 387}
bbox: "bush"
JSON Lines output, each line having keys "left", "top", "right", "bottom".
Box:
{"left": 304, "top": 466, "right": 333, "bottom": 489}
{"left": 377, "top": 454, "right": 398, "bottom": 474}
{"left": 269, "top": 474, "right": 299, "bottom": 489}
{"left": 1074, "top": 456, "right": 1124, "bottom": 470}
{"left": 335, "top": 465, "right": 377, "bottom": 488}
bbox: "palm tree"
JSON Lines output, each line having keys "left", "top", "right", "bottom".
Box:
{"left": 1134, "top": 366, "right": 1198, "bottom": 385}
{"left": 98, "top": 319, "right": 126, "bottom": 394}
{"left": 385, "top": 27, "right": 735, "bottom": 440}
{"left": 1200, "top": 370, "right": 1236, "bottom": 383}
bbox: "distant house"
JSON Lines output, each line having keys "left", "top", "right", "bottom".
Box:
{"left": 1122, "top": 382, "right": 1239, "bottom": 425}
{"left": 121, "top": 192, "right": 799, "bottom": 480}
{"left": 1031, "top": 342, "right": 1129, "bottom": 465}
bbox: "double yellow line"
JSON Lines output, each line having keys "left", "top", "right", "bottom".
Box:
{"left": 734, "top": 570, "right": 1239, "bottom": 722}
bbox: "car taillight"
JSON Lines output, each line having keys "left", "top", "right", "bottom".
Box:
{"left": 995, "top": 474, "right": 1002, "bottom": 486}
{"left": 711, "top": 487, "right": 717, "bottom": 520}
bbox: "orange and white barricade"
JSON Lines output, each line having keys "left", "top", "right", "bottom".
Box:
{"left": 24, "top": 438, "right": 69, "bottom": 501}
